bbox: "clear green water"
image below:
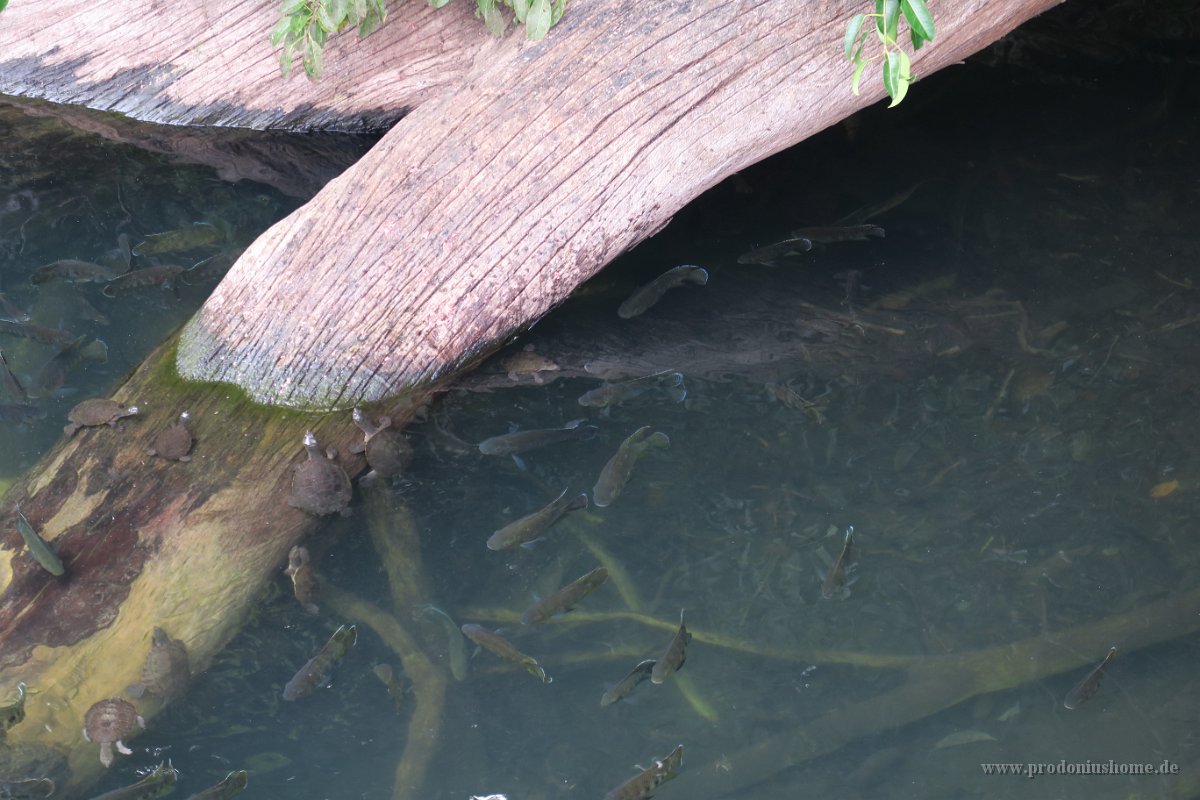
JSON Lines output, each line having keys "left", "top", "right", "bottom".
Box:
{"left": 6, "top": 6, "right": 1200, "bottom": 800}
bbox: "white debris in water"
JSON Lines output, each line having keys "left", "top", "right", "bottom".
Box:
{"left": 470, "top": 796, "right": 507, "bottom": 800}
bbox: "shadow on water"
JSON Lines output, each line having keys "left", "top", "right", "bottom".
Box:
{"left": 5, "top": 0, "right": 1200, "bottom": 797}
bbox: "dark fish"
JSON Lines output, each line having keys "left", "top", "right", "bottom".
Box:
{"left": 15, "top": 508, "right": 65, "bottom": 577}
{"left": 521, "top": 567, "right": 609, "bottom": 625}
{"left": 577, "top": 371, "right": 686, "bottom": 409}
{"left": 602, "top": 744, "right": 684, "bottom": 800}
{"left": 418, "top": 605, "right": 468, "bottom": 681}
{"left": 0, "top": 350, "right": 27, "bottom": 404}
{"left": 650, "top": 610, "right": 690, "bottom": 685}
{"left": 133, "top": 222, "right": 222, "bottom": 256}
{"left": 283, "top": 624, "right": 357, "bottom": 701}
{"left": 373, "top": 664, "right": 406, "bottom": 712}
{"left": 617, "top": 265, "right": 709, "bottom": 319}
{"left": 1064, "top": 646, "right": 1117, "bottom": 710}
{"left": 789, "top": 224, "right": 885, "bottom": 243}
{"left": 29, "top": 335, "right": 107, "bottom": 398}
{"left": 478, "top": 418, "right": 598, "bottom": 456}
{"left": 185, "top": 250, "right": 240, "bottom": 284}
{"left": 88, "top": 760, "right": 178, "bottom": 799}
{"left": 736, "top": 237, "right": 813, "bottom": 266}
{"left": 460, "top": 624, "right": 551, "bottom": 684}
{"left": 486, "top": 488, "right": 588, "bottom": 551}
{"left": 102, "top": 265, "right": 185, "bottom": 297}
{"left": 1, "top": 682, "right": 27, "bottom": 733}
{"left": 832, "top": 182, "right": 921, "bottom": 225}
{"left": 0, "top": 777, "right": 54, "bottom": 799}
{"left": 820, "top": 525, "right": 854, "bottom": 600}
{"left": 182, "top": 770, "right": 247, "bottom": 800}
{"left": 600, "top": 659, "right": 656, "bottom": 707}
{"left": 0, "top": 293, "right": 31, "bottom": 323}
{"left": 29, "top": 259, "right": 119, "bottom": 285}
{"left": 0, "top": 404, "right": 45, "bottom": 425}
{"left": 0, "top": 319, "right": 77, "bottom": 347}
{"left": 593, "top": 427, "right": 670, "bottom": 508}
{"left": 284, "top": 545, "right": 319, "bottom": 614}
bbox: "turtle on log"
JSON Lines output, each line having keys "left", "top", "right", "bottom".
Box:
{"left": 286, "top": 431, "right": 352, "bottom": 516}
{"left": 82, "top": 698, "right": 144, "bottom": 767}
{"left": 126, "top": 627, "right": 190, "bottom": 700}
{"left": 63, "top": 399, "right": 138, "bottom": 437}
{"left": 348, "top": 408, "right": 412, "bottom": 484}
{"left": 147, "top": 411, "right": 193, "bottom": 461}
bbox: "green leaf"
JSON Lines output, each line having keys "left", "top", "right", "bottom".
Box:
{"left": 512, "top": 0, "right": 529, "bottom": 24}
{"left": 429, "top": 0, "right": 452, "bottom": 7}
{"left": 269, "top": 16, "right": 293, "bottom": 46}
{"left": 900, "top": 0, "right": 935, "bottom": 42}
{"left": 313, "top": 1, "right": 337, "bottom": 32}
{"left": 0, "top": 0, "right": 9, "bottom": 13}
{"left": 280, "top": 0, "right": 307, "bottom": 14}
{"left": 844, "top": 13, "right": 865, "bottom": 61}
{"left": 352, "top": 0, "right": 367, "bottom": 20}
{"left": 279, "top": 47, "right": 294, "bottom": 78}
{"left": 884, "top": 49, "right": 910, "bottom": 106}
{"left": 910, "top": 27, "right": 926, "bottom": 51}
{"left": 550, "top": 0, "right": 565, "bottom": 25}
{"left": 482, "top": 2, "right": 507, "bottom": 35}
{"left": 525, "top": 0, "right": 550, "bottom": 39}
{"left": 327, "top": 0, "right": 350, "bottom": 27}
{"left": 850, "top": 57, "right": 867, "bottom": 96}
{"left": 309, "top": 20, "right": 328, "bottom": 46}
{"left": 880, "top": 0, "right": 900, "bottom": 44}
{"left": 357, "top": 7, "right": 383, "bottom": 36}
{"left": 304, "top": 37, "right": 325, "bottom": 80}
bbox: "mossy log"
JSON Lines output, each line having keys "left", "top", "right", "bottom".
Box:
{"left": 0, "top": 339, "right": 426, "bottom": 794}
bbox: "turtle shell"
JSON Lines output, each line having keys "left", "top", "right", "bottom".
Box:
{"left": 68, "top": 399, "right": 129, "bottom": 427}
{"left": 82, "top": 699, "right": 140, "bottom": 744}
{"left": 149, "top": 416, "right": 193, "bottom": 461}
{"left": 364, "top": 429, "right": 413, "bottom": 478}
{"left": 288, "top": 452, "right": 352, "bottom": 516}
{"left": 135, "top": 628, "right": 189, "bottom": 698}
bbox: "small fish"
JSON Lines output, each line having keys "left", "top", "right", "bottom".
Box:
{"left": 617, "top": 265, "right": 709, "bottom": 319}
{"left": 820, "top": 525, "right": 854, "bottom": 600}
{"left": 600, "top": 659, "right": 656, "bottom": 706}
{"left": 478, "top": 419, "right": 598, "bottom": 456}
{"left": 182, "top": 770, "right": 247, "bottom": 800}
{"left": 521, "top": 567, "right": 609, "bottom": 625}
{"left": 651, "top": 610, "right": 691, "bottom": 684}
{"left": 373, "top": 664, "right": 406, "bottom": 712}
{"left": 29, "top": 335, "right": 107, "bottom": 398}
{"left": 117, "top": 233, "right": 132, "bottom": 271}
{"left": 102, "top": 265, "right": 185, "bottom": 297}
{"left": 0, "top": 777, "right": 54, "bottom": 799}
{"left": 460, "top": 624, "right": 551, "bottom": 684}
{"left": 0, "top": 350, "right": 28, "bottom": 404}
{"left": 15, "top": 508, "right": 64, "bottom": 577}
{"left": 486, "top": 488, "right": 588, "bottom": 551}
{"left": 0, "top": 404, "right": 45, "bottom": 425}
{"left": 577, "top": 371, "right": 686, "bottom": 408}
{"left": 0, "top": 319, "right": 77, "bottom": 347}
{"left": 593, "top": 427, "right": 670, "bottom": 508}
{"left": 184, "top": 250, "right": 240, "bottom": 283}
{"left": 88, "top": 760, "right": 179, "bottom": 799}
{"left": 789, "top": 224, "right": 885, "bottom": 243}
{"left": 501, "top": 345, "right": 560, "bottom": 384}
{"left": 1, "top": 682, "right": 27, "bottom": 734}
{"left": 736, "top": 237, "right": 813, "bottom": 266}
{"left": 29, "top": 259, "right": 119, "bottom": 285}
{"left": 283, "top": 624, "right": 357, "bottom": 701}
{"left": 418, "top": 605, "right": 468, "bottom": 681}
{"left": 0, "top": 293, "right": 31, "bottom": 323}
{"left": 133, "top": 222, "right": 222, "bottom": 256}
{"left": 283, "top": 545, "right": 319, "bottom": 614}
{"left": 1064, "top": 646, "right": 1117, "bottom": 710}
{"left": 602, "top": 744, "right": 683, "bottom": 800}
{"left": 832, "top": 182, "right": 921, "bottom": 225}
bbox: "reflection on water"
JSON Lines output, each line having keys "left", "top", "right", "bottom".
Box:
{"left": 6, "top": 3, "right": 1200, "bottom": 799}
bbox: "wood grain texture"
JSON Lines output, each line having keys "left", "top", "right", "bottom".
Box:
{"left": 176, "top": 0, "right": 1062, "bottom": 407}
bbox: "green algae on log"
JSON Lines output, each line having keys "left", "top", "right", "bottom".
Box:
{"left": 0, "top": 338, "right": 428, "bottom": 795}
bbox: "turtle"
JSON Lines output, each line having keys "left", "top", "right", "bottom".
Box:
{"left": 82, "top": 698, "right": 144, "bottom": 767}
{"left": 147, "top": 411, "right": 193, "bottom": 462}
{"left": 126, "top": 627, "right": 190, "bottom": 700}
{"left": 348, "top": 408, "right": 413, "bottom": 483}
{"left": 63, "top": 399, "right": 139, "bottom": 437}
{"left": 286, "top": 431, "right": 352, "bottom": 516}
{"left": 283, "top": 545, "right": 319, "bottom": 614}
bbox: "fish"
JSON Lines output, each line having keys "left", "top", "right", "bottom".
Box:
{"left": 283, "top": 545, "right": 319, "bottom": 614}
{"left": 0, "top": 350, "right": 27, "bottom": 404}
{"left": 1064, "top": 646, "right": 1117, "bottom": 710}
{"left": 182, "top": 770, "right": 247, "bottom": 800}
{"left": 28, "top": 335, "right": 107, "bottom": 398}
{"left": 521, "top": 566, "right": 609, "bottom": 625}
{"left": 486, "top": 488, "right": 588, "bottom": 551}
{"left": 373, "top": 664, "right": 406, "bottom": 711}
{"left": 15, "top": 508, "right": 64, "bottom": 577}
{"left": 789, "top": 224, "right": 886, "bottom": 243}
{"left": 736, "top": 237, "right": 813, "bottom": 266}
{"left": 593, "top": 427, "right": 670, "bottom": 508}
{"left": 577, "top": 371, "right": 686, "bottom": 409}
{"left": 418, "top": 605, "right": 469, "bottom": 681}
{"left": 651, "top": 610, "right": 691, "bottom": 685}
{"left": 184, "top": 250, "right": 240, "bottom": 283}
{"left": 832, "top": 182, "right": 921, "bottom": 225}
{"left": 117, "top": 233, "right": 132, "bottom": 271}
{"left": 820, "top": 525, "right": 854, "bottom": 600}
{"left": 0, "top": 778, "right": 54, "bottom": 799}
{"left": 0, "top": 319, "right": 77, "bottom": 347}
{"left": 282, "top": 624, "right": 358, "bottom": 701}
{"left": 133, "top": 222, "right": 222, "bottom": 256}
{"left": 0, "top": 404, "right": 45, "bottom": 425}
{"left": 1, "top": 682, "right": 27, "bottom": 734}
{"left": 29, "top": 259, "right": 119, "bottom": 285}
{"left": 0, "top": 293, "right": 31, "bottom": 323}
{"left": 602, "top": 744, "right": 683, "bottom": 800}
{"left": 600, "top": 659, "right": 656, "bottom": 706}
{"left": 617, "top": 265, "right": 709, "bottom": 319}
{"left": 101, "top": 265, "right": 185, "bottom": 297}
{"left": 460, "top": 624, "right": 551, "bottom": 684}
{"left": 87, "top": 761, "right": 179, "bottom": 799}
{"left": 478, "top": 418, "right": 598, "bottom": 456}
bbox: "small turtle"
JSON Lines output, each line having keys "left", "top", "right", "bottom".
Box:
{"left": 126, "top": 627, "right": 190, "bottom": 700}
{"left": 348, "top": 408, "right": 413, "bottom": 483}
{"left": 82, "top": 698, "right": 144, "bottom": 767}
{"left": 283, "top": 545, "right": 319, "bottom": 614}
{"left": 501, "top": 345, "right": 560, "bottom": 384}
{"left": 64, "top": 399, "right": 139, "bottom": 437}
{"left": 147, "top": 411, "right": 193, "bottom": 462}
{"left": 286, "top": 431, "right": 352, "bottom": 516}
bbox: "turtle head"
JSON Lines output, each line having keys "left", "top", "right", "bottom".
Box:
{"left": 179, "top": 411, "right": 190, "bottom": 423}
{"left": 303, "top": 431, "right": 317, "bottom": 448}
{"left": 126, "top": 406, "right": 140, "bottom": 415}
